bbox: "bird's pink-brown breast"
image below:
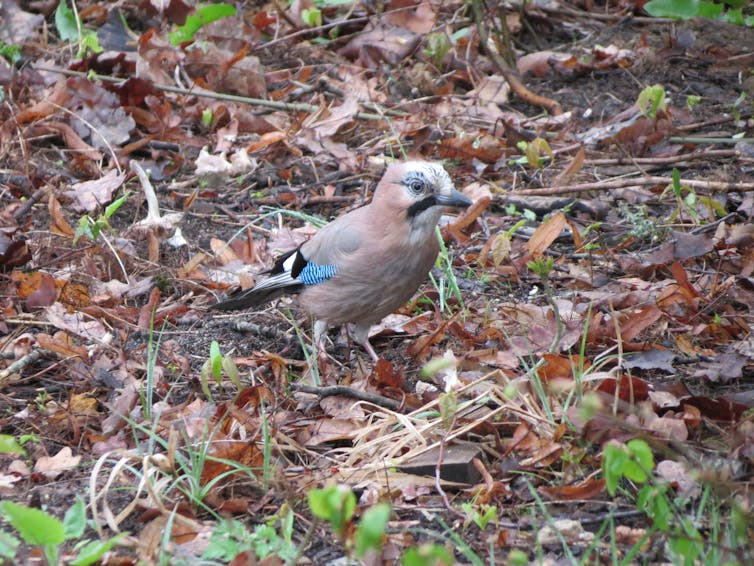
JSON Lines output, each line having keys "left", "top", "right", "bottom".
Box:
{"left": 298, "top": 192, "right": 441, "bottom": 327}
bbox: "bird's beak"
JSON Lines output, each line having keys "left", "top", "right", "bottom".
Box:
{"left": 435, "top": 189, "right": 473, "bottom": 208}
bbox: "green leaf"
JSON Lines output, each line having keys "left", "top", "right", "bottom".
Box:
{"left": 104, "top": 192, "right": 129, "bottom": 219}
{"left": 602, "top": 441, "right": 627, "bottom": 495}
{"left": 402, "top": 543, "right": 454, "bottom": 566}
{"left": 222, "top": 355, "right": 241, "bottom": 390}
{"left": 63, "top": 498, "right": 86, "bottom": 539}
{"left": 79, "top": 31, "right": 102, "bottom": 56}
{"left": 627, "top": 439, "right": 654, "bottom": 475}
{"left": 0, "top": 501, "right": 66, "bottom": 546}
{"left": 55, "top": 0, "right": 80, "bottom": 41}
{"left": 308, "top": 486, "right": 356, "bottom": 534}
{"left": 0, "top": 530, "right": 20, "bottom": 560}
{"left": 425, "top": 32, "right": 450, "bottom": 67}
{"left": 169, "top": 4, "right": 237, "bottom": 45}
{"left": 202, "top": 108, "right": 213, "bottom": 127}
{"left": 301, "top": 7, "right": 323, "bottom": 27}
{"left": 210, "top": 340, "right": 223, "bottom": 381}
{"left": 355, "top": 502, "right": 391, "bottom": 558}
{"left": 637, "top": 84, "right": 666, "bottom": 118}
{"left": 0, "top": 434, "right": 25, "bottom": 455}
{"left": 70, "top": 533, "right": 128, "bottom": 566}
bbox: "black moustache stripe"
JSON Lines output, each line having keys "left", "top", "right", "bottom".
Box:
{"left": 407, "top": 195, "right": 437, "bottom": 218}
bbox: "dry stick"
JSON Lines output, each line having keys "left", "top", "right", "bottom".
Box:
{"left": 249, "top": 195, "right": 360, "bottom": 207}
{"left": 511, "top": 175, "right": 754, "bottom": 196}
{"left": 290, "top": 383, "right": 402, "bottom": 411}
{"left": 13, "top": 186, "right": 50, "bottom": 220}
{"left": 31, "top": 65, "right": 404, "bottom": 121}
{"left": 585, "top": 148, "right": 738, "bottom": 166}
{"left": 470, "top": 0, "right": 562, "bottom": 116}
{"left": 0, "top": 350, "right": 42, "bottom": 382}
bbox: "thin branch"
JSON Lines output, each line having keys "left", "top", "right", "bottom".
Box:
{"left": 510, "top": 175, "right": 754, "bottom": 196}
{"left": 290, "top": 383, "right": 402, "bottom": 411}
{"left": 470, "top": 0, "right": 562, "bottom": 116}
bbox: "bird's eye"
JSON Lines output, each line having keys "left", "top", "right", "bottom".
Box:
{"left": 408, "top": 179, "right": 425, "bottom": 194}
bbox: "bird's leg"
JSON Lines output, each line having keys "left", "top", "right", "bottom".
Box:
{"left": 313, "top": 319, "right": 329, "bottom": 363}
{"left": 351, "top": 323, "right": 380, "bottom": 362}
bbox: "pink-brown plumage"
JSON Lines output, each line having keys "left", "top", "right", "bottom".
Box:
{"left": 213, "top": 161, "right": 471, "bottom": 361}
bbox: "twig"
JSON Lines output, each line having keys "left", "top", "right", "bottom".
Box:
{"left": 511, "top": 175, "right": 754, "bottom": 196}
{"left": 289, "top": 383, "right": 402, "bottom": 411}
{"left": 470, "top": 0, "right": 562, "bottom": 116}
{"left": 0, "top": 349, "right": 43, "bottom": 382}
{"left": 584, "top": 149, "right": 738, "bottom": 166}
{"left": 247, "top": 195, "right": 360, "bottom": 208}
{"left": 13, "top": 186, "right": 50, "bottom": 220}
{"left": 669, "top": 136, "right": 754, "bottom": 144}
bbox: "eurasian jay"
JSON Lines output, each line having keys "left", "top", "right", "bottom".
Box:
{"left": 213, "top": 161, "right": 472, "bottom": 361}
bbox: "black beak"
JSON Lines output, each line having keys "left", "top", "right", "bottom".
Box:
{"left": 435, "top": 188, "right": 473, "bottom": 208}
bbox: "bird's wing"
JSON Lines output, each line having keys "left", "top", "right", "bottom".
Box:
{"left": 212, "top": 209, "right": 368, "bottom": 311}
{"left": 300, "top": 207, "right": 367, "bottom": 266}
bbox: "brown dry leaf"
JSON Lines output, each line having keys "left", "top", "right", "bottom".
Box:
{"left": 36, "top": 332, "right": 89, "bottom": 360}
{"left": 320, "top": 396, "right": 366, "bottom": 420}
{"left": 48, "top": 193, "right": 75, "bottom": 237}
{"left": 300, "top": 418, "right": 358, "bottom": 446}
{"left": 597, "top": 376, "right": 652, "bottom": 402}
{"left": 44, "top": 302, "right": 110, "bottom": 342}
{"left": 70, "top": 392, "right": 99, "bottom": 416}
{"left": 466, "top": 348, "right": 519, "bottom": 369}
{"left": 618, "top": 305, "right": 663, "bottom": 343}
{"left": 246, "top": 131, "right": 287, "bottom": 153}
{"left": 33, "top": 447, "right": 81, "bottom": 479}
{"left": 58, "top": 282, "right": 92, "bottom": 310}
{"left": 538, "top": 354, "right": 590, "bottom": 382}
{"left": 200, "top": 440, "right": 264, "bottom": 485}
{"left": 517, "top": 50, "right": 574, "bottom": 77}
{"left": 44, "top": 121, "right": 104, "bottom": 161}
{"left": 438, "top": 133, "right": 507, "bottom": 163}
{"left": 525, "top": 212, "right": 567, "bottom": 257}
{"left": 385, "top": 0, "right": 437, "bottom": 33}
{"left": 12, "top": 271, "right": 58, "bottom": 307}
{"left": 647, "top": 415, "right": 688, "bottom": 441}
{"left": 63, "top": 170, "right": 127, "bottom": 213}
{"left": 656, "top": 459, "right": 699, "bottom": 497}
{"left": 615, "top": 525, "right": 648, "bottom": 546}
{"left": 184, "top": 43, "right": 266, "bottom": 98}
{"left": 552, "top": 147, "right": 586, "bottom": 188}
{"left": 338, "top": 20, "right": 421, "bottom": 67}
{"left": 539, "top": 477, "right": 606, "bottom": 501}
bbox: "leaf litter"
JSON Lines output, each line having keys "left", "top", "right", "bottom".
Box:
{"left": 0, "top": 0, "right": 753, "bottom": 563}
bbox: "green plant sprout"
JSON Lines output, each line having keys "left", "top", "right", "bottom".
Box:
{"left": 428, "top": 225, "right": 464, "bottom": 313}
{"left": 200, "top": 340, "right": 241, "bottom": 401}
{"left": 644, "top": 0, "right": 754, "bottom": 26}
{"left": 637, "top": 84, "right": 668, "bottom": 119}
{"left": 513, "top": 137, "right": 553, "bottom": 169}
{"left": 0, "top": 434, "right": 25, "bottom": 455}
{"left": 308, "top": 486, "right": 391, "bottom": 558}
{"left": 169, "top": 3, "right": 236, "bottom": 45}
{"left": 301, "top": 7, "right": 323, "bottom": 27}
{"left": 55, "top": 1, "right": 102, "bottom": 59}
{"left": 425, "top": 32, "right": 451, "bottom": 67}
{"left": 73, "top": 192, "right": 130, "bottom": 245}
{"left": 0, "top": 498, "right": 126, "bottom": 566}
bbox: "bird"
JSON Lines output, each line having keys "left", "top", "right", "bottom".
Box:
{"left": 212, "top": 160, "right": 472, "bottom": 361}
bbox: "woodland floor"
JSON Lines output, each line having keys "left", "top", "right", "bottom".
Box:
{"left": 1, "top": 1, "right": 754, "bottom": 565}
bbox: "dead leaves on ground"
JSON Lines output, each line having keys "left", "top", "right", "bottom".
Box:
{"left": 1, "top": 0, "right": 754, "bottom": 562}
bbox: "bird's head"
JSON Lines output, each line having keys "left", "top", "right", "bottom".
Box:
{"left": 376, "top": 161, "right": 472, "bottom": 227}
